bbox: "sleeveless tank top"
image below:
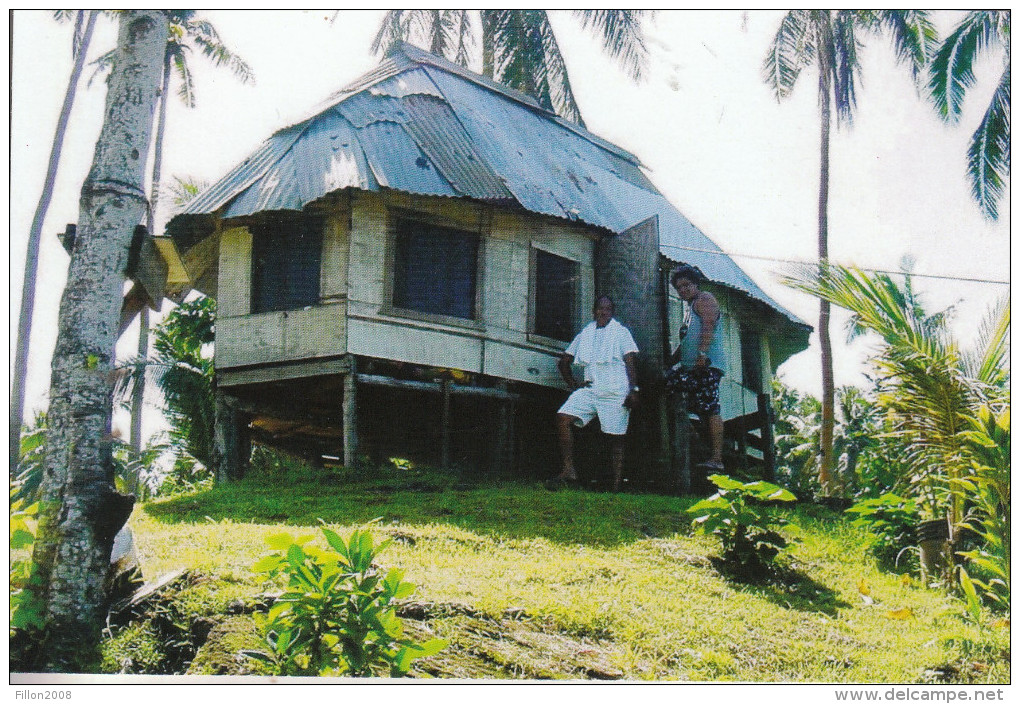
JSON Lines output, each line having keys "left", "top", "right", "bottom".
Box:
{"left": 679, "top": 292, "right": 726, "bottom": 372}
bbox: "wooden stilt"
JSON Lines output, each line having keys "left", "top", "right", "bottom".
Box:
{"left": 343, "top": 357, "right": 358, "bottom": 469}
{"left": 213, "top": 389, "right": 240, "bottom": 483}
{"left": 440, "top": 378, "right": 451, "bottom": 469}
{"left": 758, "top": 393, "right": 777, "bottom": 482}
{"left": 670, "top": 391, "right": 692, "bottom": 494}
{"left": 491, "top": 381, "right": 512, "bottom": 476}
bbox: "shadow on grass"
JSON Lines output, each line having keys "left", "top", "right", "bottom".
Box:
{"left": 708, "top": 557, "right": 852, "bottom": 616}
{"left": 142, "top": 466, "right": 696, "bottom": 549}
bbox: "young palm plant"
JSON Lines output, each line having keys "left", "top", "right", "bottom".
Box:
{"left": 784, "top": 264, "right": 1010, "bottom": 533}
{"left": 114, "top": 296, "right": 217, "bottom": 483}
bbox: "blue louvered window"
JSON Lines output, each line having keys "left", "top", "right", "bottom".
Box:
{"left": 251, "top": 213, "right": 323, "bottom": 314}
{"left": 393, "top": 218, "right": 479, "bottom": 320}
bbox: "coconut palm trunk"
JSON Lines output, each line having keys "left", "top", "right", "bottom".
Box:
{"left": 10, "top": 10, "right": 98, "bottom": 475}
{"left": 128, "top": 53, "right": 173, "bottom": 473}
{"left": 30, "top": 10, "right": 168, "bottom": 672}
{"left": 816, "top": 15, "right": 836, "bottom": 494}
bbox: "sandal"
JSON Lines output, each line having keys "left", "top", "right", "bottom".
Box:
{"left": 696, "top": 461, "right": 724, "bottom": 472}
{"left": 544, "top": 476, "right": 579, "bottom": 490}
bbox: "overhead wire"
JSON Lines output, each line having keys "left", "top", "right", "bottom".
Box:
{"left": 658, "top": 242, "right": 1010, "bottom": 286}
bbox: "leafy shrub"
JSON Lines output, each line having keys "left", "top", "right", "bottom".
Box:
{"left": 248, "top": 525, "right": 445, "bottom": 677}
{"left": 688, "top": 474, "right": 796, "bottom": 576}
{"left": 844, "top": 493, "right": 920, "bottom": 572}
{"left": 956, "top": 407, "right": 1010, "bottom": 618}
{"left": 10, "top": 499, "right": 43, "bottom": 635}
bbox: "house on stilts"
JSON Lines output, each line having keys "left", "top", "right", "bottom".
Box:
{"left": 161, "top": 43, "right": 810, "bottom": 491}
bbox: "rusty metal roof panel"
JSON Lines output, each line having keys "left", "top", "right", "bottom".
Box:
{"left": 399, "top": 93, "right": 513, "bottom": 201}
{"left": 357, "top": 120, "right": 458, "bottom": 196}
{"left": 367, "top": 67, "right": 444, "bottom": 99}
{"left": 179, "top": 123, "right": 307, "bottom": 216}
{"left": 423, "top": 66, "right": 647, "bottom": 227}
{"left": 224, "top": 111, "right": 373, "bottom": 217}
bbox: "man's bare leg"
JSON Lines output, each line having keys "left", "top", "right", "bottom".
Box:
{"left": 707, "top": 414, "right": 724, "bottom": 468}
{"left": 557, "top": 413, "right": 579, "bottom": 480}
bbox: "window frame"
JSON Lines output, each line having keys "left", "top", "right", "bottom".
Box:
{"left": 527, "top": 244, "right": 580, "bottom": 349}
{"left": 383, "top": 209, "right": 486, "bottom": 330}
{"left": 250, "top": 211, "right": 325, "bottom": 315}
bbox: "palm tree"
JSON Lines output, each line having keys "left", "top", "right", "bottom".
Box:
{"left": 372, "top": 10, "right": 652, "bottom": 125}
{"left": 762, "top": 10, "right": 936, "bottom": 493}
{"left": 10, "top": 10, "right": 99, "bottom": 474}
{"left": 28, "top": 10, "right": 169, "bottom": 671}
{"left": 928, "top": 11, "right": 1010, "bottom": 220}
{"left": 785, "top": 263, "right": 1010, "bottom": 531}
{"left": 93, "top": 13, "right": 253, "bottom": 462}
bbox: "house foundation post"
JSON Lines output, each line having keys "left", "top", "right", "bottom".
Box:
{"left": 213, "top": 389, "right": 246, "bottom": 483}
{"left": 758, "top": 393, "right": 777, "bottom": 482}
{"left": 440, "top": 378, "right": 451, "bottom": 469}
{"left": 490, "top": 381, "right": 514, "bottom": 477}
{"left": 343, "top": 356, "right": 358, "bottom": 469}
{"left": 669, "top": 391, "right": 692, "bottom": 495}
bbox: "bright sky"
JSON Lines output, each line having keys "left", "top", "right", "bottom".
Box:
{"left": 9, "top": 10, "right": 1011, "bottom": 440}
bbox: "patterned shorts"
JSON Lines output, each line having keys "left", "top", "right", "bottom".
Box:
{"left": 665, "top": 365, "right": 723, "bottom": 417}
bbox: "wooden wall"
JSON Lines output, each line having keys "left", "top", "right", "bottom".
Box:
{"left": 214, "top": 191, "right": 597, "bottom": 390}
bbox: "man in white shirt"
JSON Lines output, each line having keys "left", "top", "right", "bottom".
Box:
{"left": 553, "top": 295, "right": 640, "bottom": 492}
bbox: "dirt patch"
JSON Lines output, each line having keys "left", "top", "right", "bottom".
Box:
{"left": 187, "top": 615, "right": 269, "bottom": 675}
{"left": 400, "top": 602, "right": 628, "bottom": 680}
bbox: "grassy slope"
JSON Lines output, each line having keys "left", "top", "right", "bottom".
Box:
{"left": 120, "top": 465, "right": 1009, "bottom": 682}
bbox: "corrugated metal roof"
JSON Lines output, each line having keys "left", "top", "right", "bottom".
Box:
{"left": 400, "top": 94, "right": 513, "bottom": 201}
{"left": 167, "top": 42, "right": 808, "bottom": 333}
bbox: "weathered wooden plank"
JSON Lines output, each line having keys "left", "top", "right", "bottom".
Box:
{"left": 347, "top": 316, "right": 483, "bottom": 372}
{"left": 319, "top": 197, "right": 350, "bottom": 303}
{"left": 216, "top": 303, "right": 347, "bottom": 369}
{"left": 217, "top": 356, "right": 350, "bottom": 387}
{"left": 216, "top": 226, "right": 252, "bottom": 318}
{"left": 355, "top": 373, "right": 519, "bottom": 400}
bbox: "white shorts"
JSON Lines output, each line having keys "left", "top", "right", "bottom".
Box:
{"left": 558, "top": 387, "right": 631, "bottom": 436}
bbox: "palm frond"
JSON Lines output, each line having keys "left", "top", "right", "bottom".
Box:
{"left": 928, "top": 11, "right": 1001, "bottom": 123}
{"left": 171, "top": 47, "right": 196, "bottom": 108}
{"left": 880, "top": 10, "right": 937, "bottom": 83}
{"left": 831, "top": 12, "right": 865, "bottom": 124}
{"left": 187, "top": 19, "right": 255, "bottom": 85}
{"left": 967, "top": 61, "right": 1010, "bottom": 220}
{"left": 87, "top": 48, "right": 116, "bottom": 88}
{"left": 167, "top": 175, "right": 209, "bottom": 212}
{"left": 371, "top": 10, "right": 407, "bottom": 56}
{"left": 572, "top": 9, "right": 652, "bottom": 81}
{"left": 490, "top": 11, "right": 555, "bottom": 114}
{"left": 763, "top": 10, "right": 815, "bottom": 100}
{"left": 442, "top": 9, "right": 474, "bottom": 68}
{"left": 961, "top": 296, "right": 1010, "bottom": 388}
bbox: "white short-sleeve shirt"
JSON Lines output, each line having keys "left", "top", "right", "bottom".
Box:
{"left": 565, "top": 318, "right": 639, "bottom": 398}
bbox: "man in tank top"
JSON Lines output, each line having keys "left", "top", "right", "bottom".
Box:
{"left": 667, "top": 265, "right": 726, "bottom": 471}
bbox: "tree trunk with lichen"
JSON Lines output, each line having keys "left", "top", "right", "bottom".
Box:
{"left": 30, "top": 10, "right": 168, "bottom": 672}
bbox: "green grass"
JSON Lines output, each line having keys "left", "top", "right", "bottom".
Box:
{"left": 119, "top": 464, "right": 1010, "bottom": 682}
